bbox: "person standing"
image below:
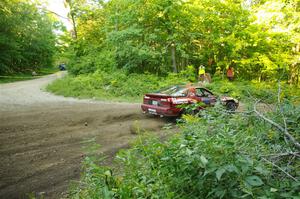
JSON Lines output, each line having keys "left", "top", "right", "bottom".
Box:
{"left": 198, "top": 65, "right": 205, "bottom": 81}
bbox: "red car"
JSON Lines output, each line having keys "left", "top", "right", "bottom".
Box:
{"left": 141, "top": 85, "right": 239, "bottom": 117}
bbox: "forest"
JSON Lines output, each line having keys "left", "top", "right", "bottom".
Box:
{"left": 63, "top": 0, "right": 300, "bottom": 84}
{"left": 1, "top": 0, "right": 300, "bottom": 198}
{"left": 1, "top": 0, "right": 299, "bottom": 84}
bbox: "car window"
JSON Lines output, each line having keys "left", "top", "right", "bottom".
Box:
{"left": 202, "top": 89, "right": 213, "bottom": 97}
{"left": 158, "top": 86, "right": 187, "bottom": 97}
{"left": 196, "top": 88, "right": 213, "bottom": 97}
{"left": 196, "top": 88, "right": 204, "bottom": 96}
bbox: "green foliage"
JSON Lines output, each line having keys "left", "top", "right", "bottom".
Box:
{"left": 66, "top": 0, "right": 300, "bottom": 85}
{"left": 69, "top": 100, "right": 300, "bottom": 198}
{"left": 47, "top": 70, "right": 188, "bottom": 102}
{"left": 0, "top": 0, "right": 57, "bottom": 75}
{"left": 206, "top": 79, "right": 300, "bottom": 103}
{"left": 48, "top": 70, "right": 300, "bottom": 104}
{"left": 68, "top": 48, "right": 117, "bottom": 75}
{"left": 179, "top": 65, "right": 197, "bottom": 82}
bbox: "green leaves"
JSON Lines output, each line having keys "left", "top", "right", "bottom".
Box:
{"left": 64, "top": 0, "right": 300, "bottom": 85}
{"left": 216, "top": 167, "right": 226, "bottom": 181}
{"left": 245, "top": 176, "right": 264, "bottom": 187}
{"left": 200, "top": 155, "right": 208, "bottom": 168}
{"left": 215, "top": 164, "right": 239, "bottom": 181}
{"left": 0, "top": 0, "right": 56, "bottom": 74}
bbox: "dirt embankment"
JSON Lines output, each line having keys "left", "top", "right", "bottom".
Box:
{"left": 0, "top": 72, "right": 172, "bottom": 199}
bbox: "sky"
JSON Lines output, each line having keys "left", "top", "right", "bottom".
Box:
{"left": 45, "top": 0, "right": 72, "bottom": 30}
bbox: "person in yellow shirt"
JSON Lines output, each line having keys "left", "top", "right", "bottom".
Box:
{"left": 198, "top": 65, "right": 205, "bottom": 81}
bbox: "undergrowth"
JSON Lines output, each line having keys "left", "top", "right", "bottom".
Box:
{"left": 46, "top": 70, "right": 188, "bottom": 102}
{"left": 67, "top": 100, "right": 300, "bottom": 199}
{"left": 206, "top": 79, "right": 300, "bottom": 104}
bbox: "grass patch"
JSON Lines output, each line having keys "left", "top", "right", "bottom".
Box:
{"left": 38, "top": 67, "right": 59, "bottom": 75}
{"left": 46, "top": 70, "right": 188, "bottom": 102}
{"left": 0, "top": 73, "right": 37, "bottom": 83}
{"left": 0, "top": 67, "right": 58, "bottom": 84}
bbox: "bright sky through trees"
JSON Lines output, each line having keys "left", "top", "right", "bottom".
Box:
{"left": 44, "top": 0, "right": 72, "bottom": 30}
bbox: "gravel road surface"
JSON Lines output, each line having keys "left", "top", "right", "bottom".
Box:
{"left": 0, "top": 72, "right": 169, "bottom": 199}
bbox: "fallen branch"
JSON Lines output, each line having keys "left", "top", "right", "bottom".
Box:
{"left": 253, "top": 100, "right": 300, "bottom": 150}
{"left": 260, "top": 152, "right": 300, "bottom": 158}
{"left": 226, "top": 110, "right": 254, "bottom": 115}
{"left": 277, "top": 82, "right": 289, "bottom": 144}
{"left": 261, "top": 157, "right": 298, "bottom": 182}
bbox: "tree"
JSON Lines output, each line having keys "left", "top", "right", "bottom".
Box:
{"left": 0, "top": 0, "right": 56, "bottom": 74}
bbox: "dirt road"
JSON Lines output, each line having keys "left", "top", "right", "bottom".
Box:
{"left": 0, "top": 72, "right": 170, "bottom": 199}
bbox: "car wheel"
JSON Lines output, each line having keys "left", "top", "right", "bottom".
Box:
{"left": 226, "top": 101, "right": 237, "bottom": 111}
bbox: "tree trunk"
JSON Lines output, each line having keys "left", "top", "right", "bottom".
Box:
{"left": 290, "top": 43, "right": 300, "bottom": 86}
{"left": 290, "top": 63, "right": 299, "bottom": 86}
{"left": 71, "top": 13, "right": 77, "bottom": 39}
{"left": 171, "top": 44, "right": 177, "bottom": 73}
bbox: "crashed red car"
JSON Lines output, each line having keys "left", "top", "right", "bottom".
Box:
{"left": 141, "top": 85, "right": 239, "bottom": 117}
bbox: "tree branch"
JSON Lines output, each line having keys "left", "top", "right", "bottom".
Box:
{"left": 260, "top": 152, "right": 300, "bottom": 158}
{"left": 261, "top": 157, "right": 298, "bottom": 182}
{"left": 253, "top": 100, "right": 300, "bottom": 150}
{"left": 277, "top": 81, "right": 289, "bottom": 144}
{"left": 46, "top": 10, "right": 70, "bottom": 20}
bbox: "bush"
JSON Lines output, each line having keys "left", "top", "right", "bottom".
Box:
{"left": 68, "top": 49, "right": 117, "bottom": 75}
{"left": 68, "top": 103, "right": 300, "bottom": 198}
{"left": 48, "top": 69, "right": 300, "bottom": 104}
{"left": 206, "top": 80, "right": 300, "bottom": 104}
{"left": 47, "top": 70, "right": 188, "bottom": 102}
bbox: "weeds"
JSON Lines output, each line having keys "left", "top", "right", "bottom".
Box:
{"left": 68, "top": 101, "right": 300, "bottom": 198}
{"left": 47, "top": 70, "right": 188, "bottom": 102}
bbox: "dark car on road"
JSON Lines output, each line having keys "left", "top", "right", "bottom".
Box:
{"left": 58, "top": 63, "right": 66, "bottom": 71}
{"left": 141, "top": 85, "right": 239, "bottom": 117}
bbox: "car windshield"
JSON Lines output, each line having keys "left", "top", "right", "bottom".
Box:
{"left": 157, "top": 86, "right": 187, "bottom": 97}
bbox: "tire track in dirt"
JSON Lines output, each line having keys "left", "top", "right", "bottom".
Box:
{"left": 0, "top": 73, "right": 173, "bottom": 199}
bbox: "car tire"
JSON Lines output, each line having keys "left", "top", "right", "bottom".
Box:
{"left": 226, "top": 101, "right": 237, "bottom": 111}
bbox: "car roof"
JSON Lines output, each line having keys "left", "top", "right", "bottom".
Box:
{"left": 164, "top": 84, "right": 211, "bottom": 91}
